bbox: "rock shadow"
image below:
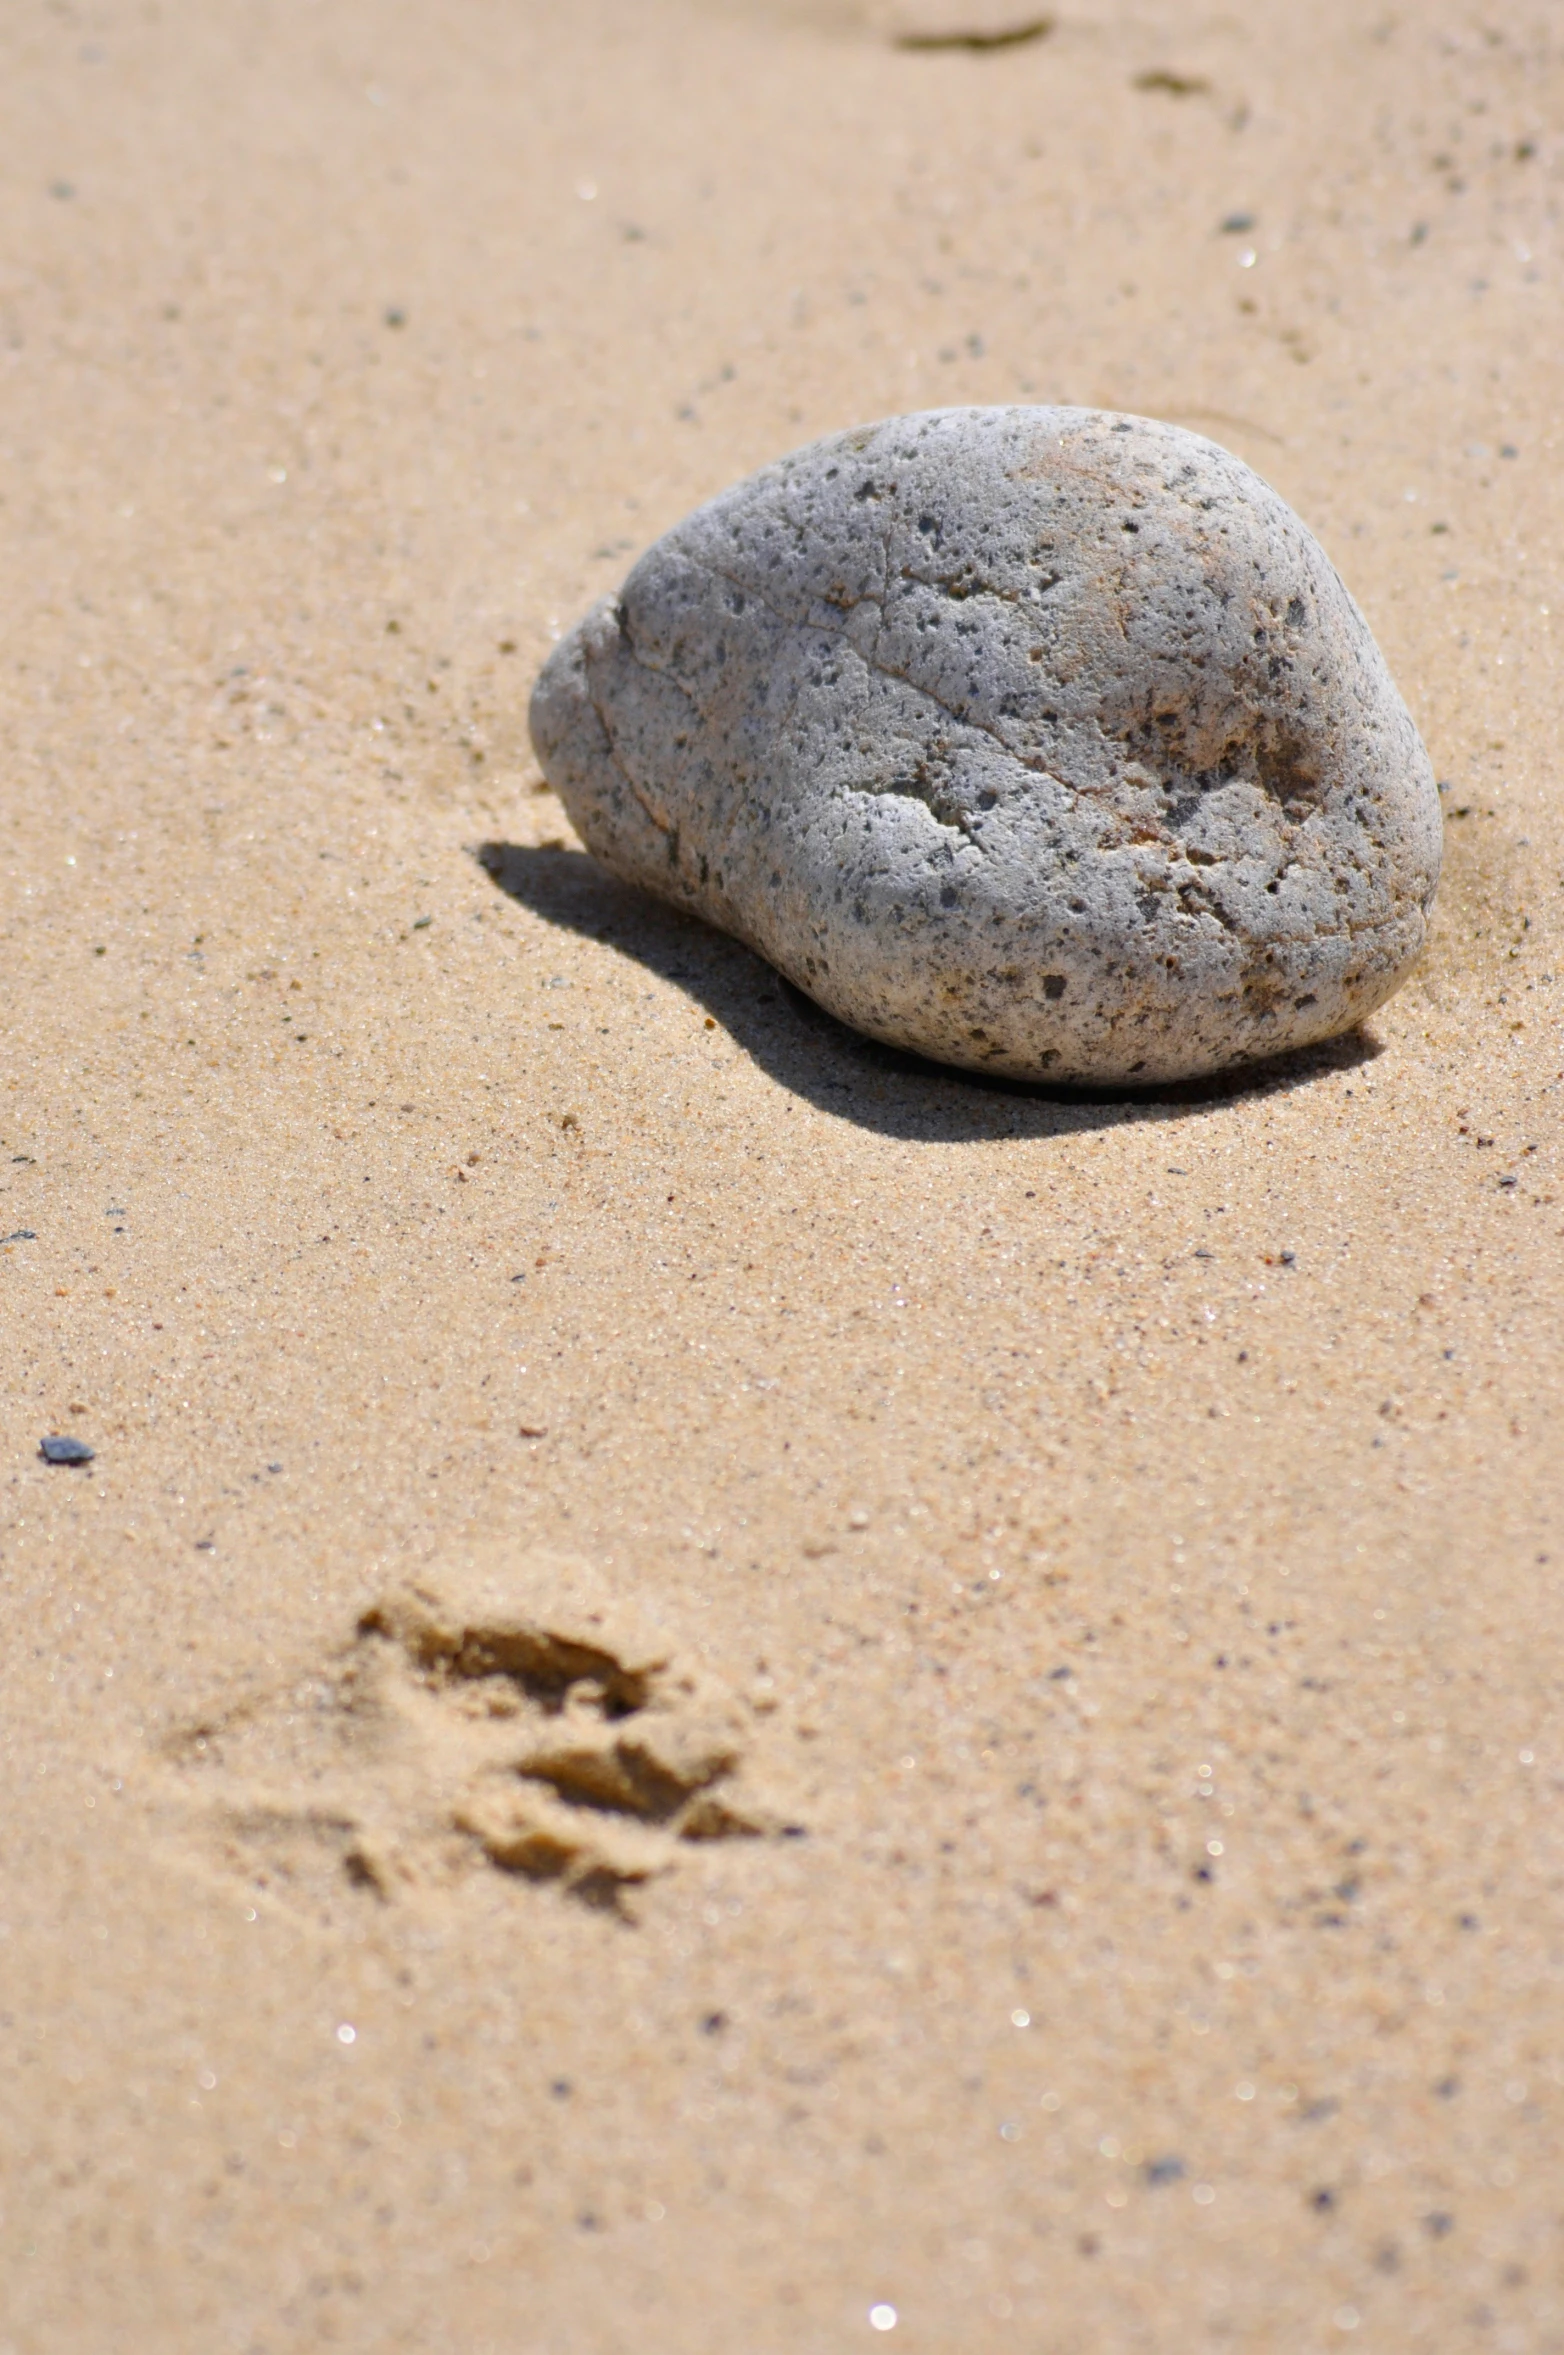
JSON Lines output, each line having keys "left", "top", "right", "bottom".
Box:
{"left": 475, "top": 840, "right": 1382, "bottom": 1145}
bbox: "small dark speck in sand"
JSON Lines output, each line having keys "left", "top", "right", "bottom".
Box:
{"left": 1134, "top": 68, "right": 1210, "bottom": 96}
{"left": 40, "top": 1434, "right": 94, "bottom": 1465}
{"left": 896, "top": 14, "right": 1053, "bottom": 51}
{"left": 6, "top": 1230, "right": 37, "bottom": 1243}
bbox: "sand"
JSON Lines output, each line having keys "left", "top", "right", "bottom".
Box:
{"left": 1, "top": 2, "right": 1561, "bottom": 2348}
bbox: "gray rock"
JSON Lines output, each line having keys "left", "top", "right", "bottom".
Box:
{"left": 529, "top": 406, "right": 1441, "bottom": 1085}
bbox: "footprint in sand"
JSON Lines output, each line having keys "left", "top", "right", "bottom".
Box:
{"left": 158, "top": 1552, "right": 801, "bottom": 1914}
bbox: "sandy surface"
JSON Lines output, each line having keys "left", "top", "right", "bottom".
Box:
{"left": 2, "top": 2, "right": 1562, "bottom": 2348}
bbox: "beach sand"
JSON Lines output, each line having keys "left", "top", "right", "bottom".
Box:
{"left": 2, "top": 2, "right": 1561, "bottom": 2346}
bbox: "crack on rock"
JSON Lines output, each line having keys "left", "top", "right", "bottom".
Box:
{"left": 588, "top": 609, "right": 682, "bottom": 842}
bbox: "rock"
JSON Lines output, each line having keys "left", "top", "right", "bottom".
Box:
{"left": 529, "top": 406, "right": 1441, "bottom": 1085}
{"left": 39, "top": 1433, "right": 94, "bottom": 1465}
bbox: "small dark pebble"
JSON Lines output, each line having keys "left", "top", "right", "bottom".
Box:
{"left": 6, "top": 1230, "right": 38, "bottom": 1243}
{"left": 701, "top": 2010, "right": 729, "bottom": 2035}
{"left": 40, "top": 1434, "right": 94, "bottom": 1464}
{"left": 267, "top": 1462, "right": 283, "bottom": 1474}
{"left": 384, "top": 306, "right": 407, "bottom": 328}
{"left": 1220, "top": 212, "right": 1256, "bottom": 233}
{"left": 1498, "top": 1175, "right": 1518, "bottom": 1190}
{"left": 551, "top": 2078, "right": 573, "bottom": 2099}
{"left": 1310, "top": 2187, "right": 1337, "bottom": 2212}
{"left": 1422, "top": 2211, "right": 1455, "bottom": 2239}
{"left": 1143, "top": 2155, "right": 1186, "bottom": 2186}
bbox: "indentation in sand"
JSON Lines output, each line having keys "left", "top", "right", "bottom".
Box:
{"left": 159, "top": 1553, "right": 801, "bottom": 1915}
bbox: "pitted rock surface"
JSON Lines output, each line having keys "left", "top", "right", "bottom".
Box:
{"left": 530, "top": 406, "right": 1442, "bottom": 1084}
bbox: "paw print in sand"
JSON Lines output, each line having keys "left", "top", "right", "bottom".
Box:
{"left": 161, "top": 1553, "right": 799, "bottom": 1914}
